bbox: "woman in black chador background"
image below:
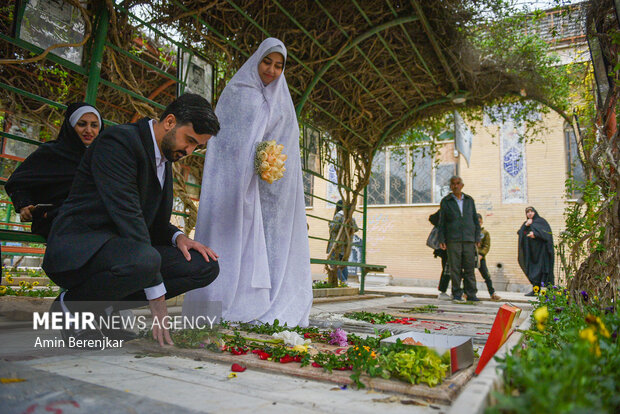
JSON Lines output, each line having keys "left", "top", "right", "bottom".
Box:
{"left": 518, "top": 206, "right": 554, "bottom": 296}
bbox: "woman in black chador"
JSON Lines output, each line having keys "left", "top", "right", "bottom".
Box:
{"left": 518, "top": 206, "right": 554, "bottom": 296}
{"left": 5, "top": 102, "right": 102, "bottom": 238}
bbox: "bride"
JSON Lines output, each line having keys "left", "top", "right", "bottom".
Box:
{"left": 183, "top": 38, "right": 312, "bottom": 326}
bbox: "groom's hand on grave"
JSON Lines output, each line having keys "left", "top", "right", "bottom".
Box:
{"left": 176, "top": 234, "right": 219, "bottom": 262}
{"left": 149, "top": 295, "right": 174, "bottom": 346}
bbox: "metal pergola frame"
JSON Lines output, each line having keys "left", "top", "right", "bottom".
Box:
{"left": 0, "top": 0, "right": 571, "bottom": 292}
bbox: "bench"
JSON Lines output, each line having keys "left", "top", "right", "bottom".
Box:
{"left": 0, "top": 229, "right": 46, "bottom": 267}
{"left": 310, "top": 258, "right": 387, "bottom": 294}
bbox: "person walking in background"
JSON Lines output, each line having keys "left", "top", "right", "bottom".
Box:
{"left": 477, "top": 214, "right": 501, "bottom": 301}
{"left": 327, "top": 200, "right": 358, "bottom": 283}
{"left": 430, "top": 209, "right": 451, "bottom": 300}
{"left": 438, "top": 176, "right": 481, "bottom": 302}
{"left": 518, "top": 206, "right": 554, "bottom": 296}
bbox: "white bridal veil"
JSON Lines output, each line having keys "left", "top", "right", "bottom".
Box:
{"left": 183, "top": 38, "right": 312, "bottom": 326}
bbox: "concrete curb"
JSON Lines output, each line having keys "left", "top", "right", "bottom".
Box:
{"left": 448, "top": 311, "right": 532, "bottom": 414}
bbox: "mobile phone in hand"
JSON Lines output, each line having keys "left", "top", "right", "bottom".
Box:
{"left": 33, "top": 203, "right": 54, "bottom": 212}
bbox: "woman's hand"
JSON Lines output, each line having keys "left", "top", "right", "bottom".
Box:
{"left": 525, "top": 218, "right": 533, "bottom": 226}
{"left": 527, "top": 231, "right": 535, "bottom": 239}
{"left": 19, "top": 205, "right": 35, "bottom": 222}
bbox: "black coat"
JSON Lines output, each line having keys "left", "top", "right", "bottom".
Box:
{"left": 42, "top": 118, "right": 179, "bottom": 277}
{"left": 5, "top": 102, "right": 102, "bottom": 238}
{"left": 517, "top": 208, "right": 554, "bottom": 286}
{"left": 429, "top": 209, "right": 445, "bottom": 258}
{"left": 437, "top": 193, "right": 480, "bottom": 244}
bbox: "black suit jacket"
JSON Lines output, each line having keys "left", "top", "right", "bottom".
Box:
{"left": 437, "top": 193, "right": 481, "bottom": 244}
{"left": 42, "top": 118, "right": 180, "bottom": 275}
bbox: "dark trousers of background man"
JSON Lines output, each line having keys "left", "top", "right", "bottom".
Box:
{"left": 446, "top": 241, "right": 477, "bottom": 300}
{"left": 478, "top": 258, "right": 496, "bottom": 296}
{"left": 437, "top": 249, "right": 451, "bottom": 293}
{"left": 48, "top": 237, "right": 219, "bottom": 312}
{"left": 440, "top": 254, "right": 495, "bottom": 297}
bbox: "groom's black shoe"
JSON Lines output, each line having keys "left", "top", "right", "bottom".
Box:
{"left": 524, "top": 290, "right": 536, "bottom": 297}
{"left": 50, "top": 295, "right": 105, "bottom": 349}
{"left": 96, "top": 308, "right": 139, "bottom": 341}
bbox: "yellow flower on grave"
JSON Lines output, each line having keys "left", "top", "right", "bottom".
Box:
{"left": 6, "top": 275, "right": 14, "bottom": 284}
{"left": 540, "top": 288, "right": 547, "bottom": 296}
{"left": 32, "top": 281, "right": 39, "bottom": 287}
{"left": 533, "top": 286, "right": 540, "bottom": 294}
{"left": 606, "top": 276, "right": 610, "bottom": 283}
{"left": 19, "top": 281, "right": 25, "bottom": 288}
{"left": 26, "top": 282, "right": 33, "bottom": 290}
{"left": 228, "top": 372, "right": 237, "bottom": 379}
{"left": 0, "top": 286, "right": 6, "bottom": 295}
{"left": 291, "top": 345, "right": 308, "bottom": 353}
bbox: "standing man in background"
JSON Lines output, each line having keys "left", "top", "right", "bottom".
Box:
{"left": 438, "top": 176, "right": 481, "bottom": 302}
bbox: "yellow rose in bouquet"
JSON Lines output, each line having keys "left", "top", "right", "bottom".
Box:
{"left": 255, "top": 140, "right": 287, "bottom": 184}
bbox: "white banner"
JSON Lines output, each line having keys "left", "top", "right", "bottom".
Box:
{"left": 500, "top": 121, "right": 527, "bottom": 204}
{"left": 455, "top": 111, "right": 473, "bottom": 166}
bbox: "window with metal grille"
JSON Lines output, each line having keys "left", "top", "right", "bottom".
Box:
{"left": 303, "top": 170, "right": 313, "bottom": 207}
{"left": 368, "top": 142, "right": 458, "bottom": 205}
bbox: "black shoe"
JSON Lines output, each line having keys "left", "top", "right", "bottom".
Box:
{"left": 96, "top": 309, "right": 139, "bottom": 341}
{"left": 524, "top": 291, "right": 536, "bottom": 297}
{"left": 467, "top": 297, "right": 481, "bottom": 302}
{"left": 50, "top": 294, "right": 105, "bottom": 348}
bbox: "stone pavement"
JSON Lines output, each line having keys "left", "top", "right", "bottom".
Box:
{"left": 0, "top": 287, "right": 535, "bottom": 414}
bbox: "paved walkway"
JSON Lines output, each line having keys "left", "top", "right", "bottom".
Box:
{"left": 0, "top": 287, "right": 533, "bottom": 413}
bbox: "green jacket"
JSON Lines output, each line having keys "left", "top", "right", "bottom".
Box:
{"left": 479, "top": 227, "right": 491, "bottom": 257}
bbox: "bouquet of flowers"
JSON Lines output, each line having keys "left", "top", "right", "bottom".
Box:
{"left": 255, "top": 140, "right": 287, "bottom": 184}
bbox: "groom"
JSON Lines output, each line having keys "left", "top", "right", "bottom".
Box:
{"left": 43, "top": 93, "right": 220, "bottom": 346}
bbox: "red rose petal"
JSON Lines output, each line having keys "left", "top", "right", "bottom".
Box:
{"left": 311, "top": 362, "right": 322, "bottom": 368}
{"left": 231, "top": 347, "right": 247, "bottom": 355}
{"left": 280, "top": 355, "right": 295, "bottom": 363}
{"left": 231, "top": 363, "right": 246, "bottom": 372}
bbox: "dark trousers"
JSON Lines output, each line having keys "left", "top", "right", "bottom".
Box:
{"left": 436, "top": 250, "right": 451, "bottom": 292}
{"left": 446, "top": 241, "right": 477, "bottom": 299}
{"left": 337, "top": 253, "right": 348, "bottom": 282}
{"left": 477, "top": 258, "right": 495, "bottom": 295}
{"left": 49, "top": 237, "right": 219, "bottom": 311}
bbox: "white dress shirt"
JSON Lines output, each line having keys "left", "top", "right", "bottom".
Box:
{"left": 143, "top": 120, "right": 184, "bottom": 300}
